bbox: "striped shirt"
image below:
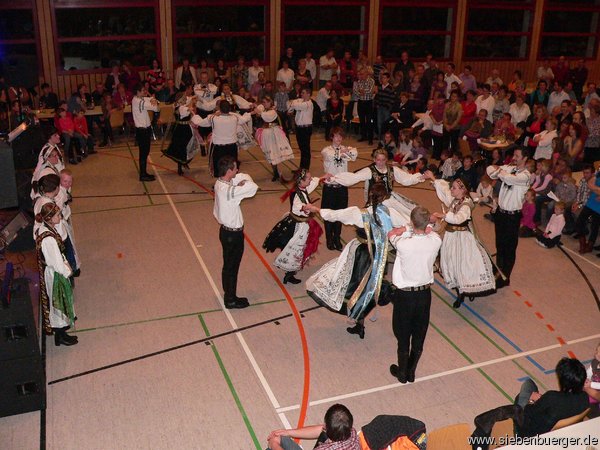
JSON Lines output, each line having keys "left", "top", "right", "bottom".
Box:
{"left": 353, "top": 77, "right": 375, "bottom": 101}
{"left": 375, "top": 83, "right": 396, "bottom": 109}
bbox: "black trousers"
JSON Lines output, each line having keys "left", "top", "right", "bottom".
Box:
{"left": 321, "top": 184, "right": 348, "bottom": 244}
{"left": 576, "top": 206, "right": 600, "bottom": 244}
{"left": 211, "top": 143, "right": 238, "bottom": 177}
{"left": 357, "top": 100, "right": 374, "bottom": 142}
{"left": 135, "top": 127, "right": 152, "bottom": 176}
{"left": 432, "top": 134, "right": 444, "bottom": 159}
{"left": 295, "top": 125, "right": 312, "bottom": 169}
{"left": 392, "top": 288, "right": 431, "bottom": 356}
{"left": 494, "top": 210, "right": 521, "bottom": 280}
{"left": 219, "top": 227, "right": 244, "bottom": 302}
{"left": 443, "top": 128, "right": 460, "bottom": 153}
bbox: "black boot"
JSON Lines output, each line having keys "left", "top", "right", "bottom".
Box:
{"left": 406, "top": 350, "right": 422, "bottom": 382}
{"left": 346, "top": 322, "right": 365, "bottom": 339}
{"left": 453, "top": 293, "right": 464, "bottom": 309}
{"left": 54, "top": 328, "right": 78, "bottom": 346}
{"left": 271, "top": 166, "right": 280, "bottom": 182}
{"left": 201, "top": 144, "right": 207, "bottom": 157}
{"left": 177, "top": 163, "right": 183, "bottom": 176}
{"left": 390, "top": 351, "right": 409, "bottom": 383}
{"left": 283, "top": 272, "right": 301, "bottom": 284}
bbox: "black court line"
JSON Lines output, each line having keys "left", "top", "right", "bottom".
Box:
{"left": 558, "top": 244, "right": 600, "bottom": 312}
{"left": 47, "top": 305, "right": 323, "bottom": 385}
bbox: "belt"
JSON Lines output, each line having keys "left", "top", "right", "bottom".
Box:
{"left": 399, "top": 284, "right": 431, "bottom": 292}
{"left": 445, "top": 224, "right": 469, "bottom": 232}
{"left": 263, "top": 122, "right": 278, "bottom": 128}
{"left": 221, "top": 224, "right": 243, "bottom": 232}
{"left": 498, "top": 208, "right": 521, "bottom": 215}
{"left": 296, "top": 124, "right": 312, "bottom": 128}
{"left": 290, "top": 212, "right": 310, "bottom": 223}
{"left": 136, "top": 126, "right": 151, "bottom": 130}
{"left": 324, "top": 183, "right": 345, "bottom": 188}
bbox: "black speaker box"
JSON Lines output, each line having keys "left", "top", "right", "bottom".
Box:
{"left": 0, "top": 355, "right": 46, "bottom": 418}
{"left": 11, "top": 125, "right": 45, "bottom": 170}
{"left": 0, "top": 142, "right": 18, "bottom": 209}
{"left": 0, "top": 279, "right": 39, "bottom": 360}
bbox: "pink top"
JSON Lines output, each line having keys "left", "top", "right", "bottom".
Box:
{"left": 521, "top": 202, "right": 536, "bottom": 229}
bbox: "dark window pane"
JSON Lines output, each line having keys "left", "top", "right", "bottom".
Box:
{"left": 380, "top": 34, "right": 451, "bottom": 59}
{"left": 382, "top": 7, "right": 452, "bottom": 31}
{"left": 470, "top": 0, "right": 533, "bottom": 3}
{"left": 284, "top": 5, "right": 365, "bottom": 31}
{"left": 55, "top": 7, "right": 155, "bottom": 37}
{"left": 0, "top": 43, "right": 39, "bottom": 87}
{"left": 176, "top": 36, "right": 265, "bottom": 64}
{"left": 540, "top": 36, "right": 597, "bottom": 58}
{"left": 543, "top": 10, "right": 599, "bottom": 33}
{"left": 468, "top": 8, "right": 531, "bottom": 32}
{"left": 465, "top": 35, "right": 529, "bottom": 58}
{"left": 175, "top": 6, "right": 265, "bottom": 33}
{"left": 547, "top": 0, "right": 600, "bottom": 4}
{"left": 0, "top": 10, "right": 35, "bottom": 39}
{"left": 59, "top": 40, "right": 157, "bottom": 70}
{"left": 284, "top": 34, "right": 364, "bottom": 60}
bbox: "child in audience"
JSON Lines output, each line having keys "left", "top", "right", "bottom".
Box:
{"left": 74, "top": 109, "right": 96, "bottom": 156}
{"left": 411, "top": 135, "right": 428, "bottom": 160}
{"left": 475, "top": 174, "right": 494, "bottom": 205}
{"left": 381, "top": 130, "right": 397, "bottom": 160}
{"left": 536, "top": 201, "right": 565, "bottom": 248}
{"left": 397, "top": 129, "right": 413, "bottom": 159}
{"left": 58, "top": 108, "right": 85, "bottom": 164}
{"left": 453, "top": 154, "right": 478, "bottom": 191}
{"left": 520, "top": 189, "right": 537, "bottom": 237}
{"left": 440, "top": 150, "right": 462, "bottom": 179}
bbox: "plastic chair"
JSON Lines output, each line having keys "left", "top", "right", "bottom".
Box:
{"left": 459, "top": 138, "right": 472, "bottom": 156}
{"left": 550, "top": 408, "right": 590, "bottom": 431}
{"left": 427, "top": 423, "right": 471, "bottom": 450}
{"left": 489, "top": 418, "right": 513, "bottom": 449}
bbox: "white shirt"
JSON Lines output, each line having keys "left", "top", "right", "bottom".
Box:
{"left": 545, "top": 213, "right": 565, "bottom": 239}
{"left": 305, "top": 58, "right": 317, "bottom": 81}
{"left": 533, "top": 129, "right": 558, "bottom": 160}
{"left": 390, "top": 231, "right": 441, "bottom": 289}
{"left": 33, "top": 196, "right": 68, "bottom": 241}
{"left": 193, "top": 112, "right": 251, "bottom": 145}
{"left": 131, "top": 96, "right": 159, "bottom": 128}
{"left": 444, "top": 73, "right": 462, "bottom": 98}
{"left": 475, "top": 95, "right": 495, "bottom": 123}
{"left": 289, "top": 99, "right": 313, "bottom": 126}
{"left": 247, "top": 66, "right": 264, "bottom": 89}
{"left": 213, "top": 173, "right": 258, "bottom": 229}
{"left": 194, "top": 84, "right": 218, "bottom": 111}
{"left": 331, "top": 165, "right": 424, "bottom": 187}
{"left": 509, "top": 102, "right": 531, "bottom": 125}
{"left": 321, "top": 145, "right": 358, "bottom": 182}
{"left": 412, "top": 110, "right": 433, "bottom": 131}
{"left": 292, "top": 177, "right": 320, "bottom": 216}
{"left": 547, "top": 90, "right": 571, "bottom": 113}
{"left": 320, "top": 204, "right": 408, "bottom": 229}
{"left": 319, "top": 55, "right": 337, "bottom": 81}
{"left": 316, "top": 87, "right": 330, "bottom": 111}
{"left": 486, "top": 165, "right": 531, "bottom": 211}
{"left": 276, "top": 68, "right": 295, "bottom": 90}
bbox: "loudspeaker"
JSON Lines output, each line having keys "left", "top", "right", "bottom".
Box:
{"left": 11, "top": 125, "right": 45, "bottom": 170}
{"left": 0, "top": 278, "right": 45, "bottom": 418}
{"left": 0, "top": 211, "right": 32, "bottom": 249}
{"left": 0, "top": 142, "right": 18, "bottom": 209}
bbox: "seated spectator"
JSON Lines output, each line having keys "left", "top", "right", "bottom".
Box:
{"left": 250, "top": 72, "right": 266, "bottom": 99}
{"left": 533, "top": 118, "right": 558, "bottom": 160}
{"left": 508, "top": 70, "right": 525, "bottom": 94}
{"left": 57, "top": 108, "right": 85, "bottom": 164}
{"left": 520, "top": 189, "right": 537, "bottom": 237}
{"left": 515, "top": 358, "right": 588, "bottom": 437}
{"left": 266, "top": 404, "right": 359, "bottom": 450}
{"left": 475, "top": 174, "right": 494, "bottom": 205}
{"left": 68, "top": 83, "right": 91, "bottom": 114}
{"left": 440, "top": 151, "right": 462, "bottom": 180}
{"left": 381, "top": 130, "right": 397, "bottom": 160}
{"left": 113, "top": 83, "right": 132, "bottom": 109}
{"left": 39, "top": 83, "right": 59, "bottom": 110}
{"left": 493, "top": 113, "right": 517, "bottom": 141}
{"left": 584, "top": 342, "right": 600, "bottom": 417}
{"left": 156, "top": 79, "right": 178, "bottom": 104}
{"left": 475, "top": 84, "right": 494, "bottom": 123}
{"left": 122, "top": 61, "right": 141, "bottom": 94}
{"left": 461, "top": 109, "right": 493, "bottom": 154}
{"left": 105, "top": 63, "right": 124, "bottom": 93}
{"left": 571, "top": 164, "right": 594, "bottom": 235}
{"left": 536, "top": 201, "right": 566, "bottom": 248}
{"left": 584, "top": 82, "right": 600, "bottom": 112}
{"left": 548, "top": 169, "right": 577, "bottom": 230}
{"left": 91, "top": 83, "right": 106, "bottom": 106}
{"left": 509, "top": 93, "right": 531, "bottom": 128}
{"left": 492, "top": 86, "right": 510, "bottom": 124}
{"left": 73, "top": 109, "right": 96, "bottom": 156}
{"left": 532, "top": 159, "right": 554, "bottom": 223}
{"left": 485, "top": 68, "right": 503, "bottom": 87}
{"left": 529, "top": 80, "right": 550, "bottom": 108}
{"left": 454, "top": 154, "right": 478, "bottom": 191}
{"left": 556, "top": 100, "right": 573, "bottom": 127}
{"left": 548, "top": 81, "right": 571, "bottom": 113}
{"left": 146, "top": 58, "right": 165, "bottom": 94}
{"left": 393, "top": 129, "right": 413, "bottom": 165}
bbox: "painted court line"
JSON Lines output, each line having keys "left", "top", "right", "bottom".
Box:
{"left": 561, "top": 244, "right": 600, "bottom": 271}
{"left": 151, "top": 159, "right": 292, "bottom": 429}
{"left": 275, "top": 332, "right": 600, "bottom": 413}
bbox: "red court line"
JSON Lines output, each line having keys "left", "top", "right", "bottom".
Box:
{"left": 546, "top": 324, "right": 555, "bottom": 332}
{"left": 557, "top": 337, "right": 566, "bottom": 345}
{"left": 535, "top": 312, "right": 544, "bottom": 320}
{"left": 524, "top": 301, "right": 533, "bottom": 307}
{"left": 96, "top": 151, "right": 311, "bottom": 429}
{"left": 567, "top": 351, "right": 577, "bottom": 359}
{"left": 513, "top": 290, "right": 522, "bottom": 297}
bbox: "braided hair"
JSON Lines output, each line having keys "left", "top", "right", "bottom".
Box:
{"left": 367, "top": 183, "right": 389, "bottom": 227}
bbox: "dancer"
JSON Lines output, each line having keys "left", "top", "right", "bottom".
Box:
{"left": 254, "top": 95, "right": 294, "bottom": 182}
{"left": 388, "top": 206, "right": 442, "bottom": 383}
{"left": 194, "top": 71, "right": 218, "bottom": 156}
{"left": 214, "top": 156, "right": 259, "bottom": 309}
{"left": 132, "top": 83, "right": 160, "bottom": 182}
{"left": 34, "top": 202, "right": 77, "bottom": 346}
{"left": 305, "top": 183, "right": 414, "bottom": 339}
{"left": 31, "top": 130, "right": 65, "bottom": 199}
{"left": 288, "top": 87, "right": 314, "bottom": 170}
{"left": 263, "top": 169, "right": 322, "bottom": 284}
{"left": 424, "top": 171, "right": 496, "bottom": 308}
{"left": 320, "top": 127, "right": 358, "bottom": 250}
{"left": 162, "top": 95, "right": 201, "bottom": 175}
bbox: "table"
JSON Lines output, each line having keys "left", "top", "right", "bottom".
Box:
{"left": 478, "top": 138, "right": 513, "bottom": 152}
{"left": 34, "top": 106, "right": 102, "bottom": 120}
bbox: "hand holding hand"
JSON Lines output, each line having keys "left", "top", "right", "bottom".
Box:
{"left": 423, "top": 170, "right": 435, "bottom": 180}
{"left": 387, "top": 226, "right": 406, "bottom": 239}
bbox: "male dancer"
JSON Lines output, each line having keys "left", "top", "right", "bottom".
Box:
{"left": 486, "top": 148, "right": 531, "bottom": 288}
{"left": 288, "top": 87, "right": 314, "bottom": 169}
{"left": 131, "top": 83, "right": 159, "bottom": 181}
{"left": 213, "top": 156, "right": 258, "bottom": 309}
{"left": 388, "top": 206, "right": 441, "bottom": 383}
{"left": 194, "top": 71, "right": 218, "bottom": 155}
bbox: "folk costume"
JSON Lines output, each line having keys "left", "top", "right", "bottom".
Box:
{"left": 162, "top": 100, "right": 202, "bottom": 175}
{"left": 432, "top": 179, "right": 496, "bottom": 308}
{"left": 263, "top": 172, "right": 322, "bottom": 284}
{"left": 254, "top": 104, "right": 294, "bottom": 180}
{"left": 31, "top": 142, "right": 65, "bottom": 200}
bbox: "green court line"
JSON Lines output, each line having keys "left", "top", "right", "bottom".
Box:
{"left": 125, "top": 141, "right": 154, "bottom": 205}
{"left": 430, "top": 321, "right": 513, "bottom": 402}
{"left": 431, "top": 288, "right": 548, "bottom": 391}
{"left": 198, "top": 314, "right": 262, "bottom": 449}
{"left": 72, "top": 296, "right": 307, "bottom": 334}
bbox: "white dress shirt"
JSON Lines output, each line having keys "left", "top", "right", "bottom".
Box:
{"left": 331, "top": 165, "right": 424, "bottom": 187}
{"left": 475, "top": 95, "right": 495, "bottom": 123}
{"left": 486, "top": 165, "right": 531, "bottom": 211}
{"left": 194, "top": 83, "right": 218, "bottom": 111}
{"left": 276, "top": 68, "right": 295, "bottom": 90}
{"left": 316, "top": 87, "right": 330, "bottom": 111}
{"left": 533, "top": 129, "right": 558, "bottom": 160}
{"left": 547, "top": 90, "right": 571, "bottom": 113}
{"left": 131, "top": 96, "right": 159, "bottom": 128}
{"left": 289, "top": 99, "right": 314, "bottom": 126}
{"left": 213, "top": 173, "right": 258, "bottom": 229}
{"left": 509, "top": 102, "right": 531, "bottom": 125}
{"left": 390, "top": 232, "right": 442, "bottom": 288}
{"left": 247, "top": 66, "right": 264, "bottom": 89}
{"left": 305, "top": 58, "right": 317, "bottom": 81}
{"left": 321, "top": 145, "right": 358, "bottom": 183}
{"left": 193, "top": 112, "right": 251, "bottom": 145}
{"left": 319, "top": 55, "right": 337, "bottom": 81}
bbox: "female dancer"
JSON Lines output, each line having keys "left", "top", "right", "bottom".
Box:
{"left": 162, "top": 95, "right": 201, "bottom": 175}
{"left": 263, "top": 169, "right": 322, "bottom": 284}
{"left": 305, "top": 183, "right": 414, "bottom": 339}
{"left": 424, "top": 171, "right": 496, "bottom": 308}
{"left": 35, "top": 202, "right": 77, "bottom": 346}
{"left": 254, "top": 96, "right": 294, "bottom": 181}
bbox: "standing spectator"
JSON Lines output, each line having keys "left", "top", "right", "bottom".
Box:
{"left": 246, "top": 57, "right": 264, "bottom": 90}
{"left": 584, "top": 101, "right": 600, "bottom": 163}
{"left": 423, "top": 57, "right": 440, "bottom": 88}
{"left": 537, "top": 59, "right": 554, "bottom": 85}
{"left": 584, "top": 82, "right": 599, "bottom": 111}
{"left": 492, "top": 86, "right": 510, "bottom": 123}
{"left": 278, "top": 47, "right": 297, "bottom": 72}
{"left": 304, "top": 51, "right": 317, "bottom": 83}
{"left": 475, "top": 84, "right": 495, "bottom": 123}
{"left": 508, "top": 70, "right": 525, "bottom": 94}
{"left": 571, "top": 164, "right": 594, "bottom": 234}
{"left": 316, "top": 81, "right": 331, "bottom": 125}
{"left": 444, "top": 63, "right": 462, "bottom": 98}
{"left": 338, "top": 51, "right": 357, "bottom": 91}
{"left": 214, "top": 59, "right": 230, "bottom": 84}
{"left": 105, "top": 64, "right": 124, "bottom": 93}
{"left": 533, "top": 119, "right": 558, "bottom": 160}
{"left": 121, "top": 61, "right": 141, "bottom": 94}
{"left": 174, "top": 58, "right": 197, "bottom": 91}
{"left": 231, "top": 56, "right": 248, "bottom": 92}
{"left": 156, "top": 79, "right": 177, "bottom": 104}
{"left": 250, "top": 72, "right": 266, "bottom": 99}
{"left": 430, "top": 71, "right": 447, "bottom": 100}
{"left": 509, "top": 93, "right": 531, "bottom": 127}
{"left": 353, "top": 68, "right": 376, "bottom": 145}
{"left": 325, "top": 90, "right": 344, "bottom": 140}
{"left": 548, "top": 82, "right": 571, "bottom": 114}
{"left": 372, "top": 55, "right": 386, "bottom": 85}
{"left": 576, "top": 166, "right": 600, "bottom": 253}
{"left": 295, "top": 59, "right": 313, "bottom": 89}
{"left": 276, "top": 60, "right": 295, "bottom": 90}
{"left": 131, "top": 83, "right": 159, "bottom": 181}
{"left": 552, "top": 56, "right": 570, "bottom": 87}
{"left": 288, "top": 88, "right": 314, "bottom": 169}
{"left": 374, "top": 72, "right": 395, "bottom": 146}
{"left": 459, "top": 65, "right": 477, "bottom": 94}
{"left": 485, "top": 68, "right": 504, "bottom": 86}
{"left": 146, "top": 58, "right": 165, "bottom": 94}
{"left": 319, "top": 49, "right": 338, "bottom": 88}
{"left": 443, "top": 89, "right": 463, "bottom": 153}
{"left": 393, "top": 51, "right": 414, "bottom": 82}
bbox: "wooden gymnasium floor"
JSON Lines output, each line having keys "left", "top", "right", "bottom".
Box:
{"left": 1, "top": 130, "right": 600, "bottom": 450}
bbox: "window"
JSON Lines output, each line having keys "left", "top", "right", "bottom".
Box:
{"left": 173, "top": 1, "right": 269, "bottom": 64}
{"left": 0, "top": 2, "right": 39, "bottom": 88}
{"left": 464, "top": 0, "right": 534, "bottom": 59}
{"left": 379, "top": 1, "right": 456, "bottom": 60}
{"left": 540, "top": 2, "right": 600, "bottom": 58}
{"left": 282, "top": 0, "right": 368, "bottom": 60}
{"left": 52, "top": 0, "right": 159, "bottom": 72}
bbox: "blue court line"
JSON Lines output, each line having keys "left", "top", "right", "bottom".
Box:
{"left": 434, "top": 279, "right": 547, "bottom": 372}
{"left": 517, "top": 359, "right": 594, "bottom": 382}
